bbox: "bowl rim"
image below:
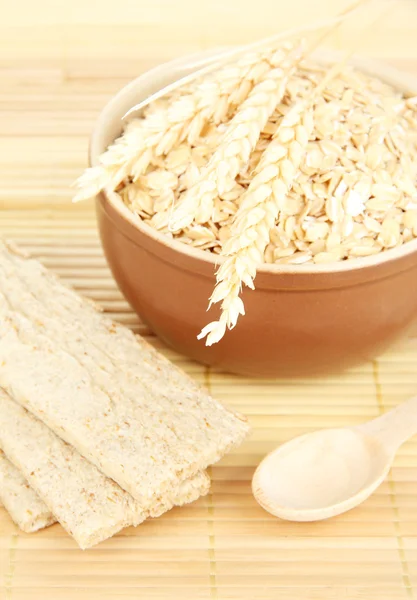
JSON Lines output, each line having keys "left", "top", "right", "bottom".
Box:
{"left": 90, "top": 49, "right": 417, "bottom": 276}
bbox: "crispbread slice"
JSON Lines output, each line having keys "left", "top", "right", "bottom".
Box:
{"left": 0, "top": 241, "right": 249, "bottom": 506}
{"left": 0, "top": 389, "right": 209, "bottom": 549}
{"left": 0, "top": 449, "right": 56, "bottom": 533}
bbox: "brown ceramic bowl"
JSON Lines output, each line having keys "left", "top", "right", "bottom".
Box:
{"left": 90, "top": 51, "right": 417, "bottom": 377}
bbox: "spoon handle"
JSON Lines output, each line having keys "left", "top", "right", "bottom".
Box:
{"left": 357, "top": 395, "right": 417, "bottom": 453}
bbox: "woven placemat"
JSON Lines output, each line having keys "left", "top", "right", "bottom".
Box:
{"left": 0, "top": 207, "right": 415, "bottom": 599}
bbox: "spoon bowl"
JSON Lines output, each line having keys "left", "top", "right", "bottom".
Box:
{"left": 252, "top": 428, "right": 392, "bottom": 521}
{"left": 252, "top": 395, "right": 417, "bottom": 522}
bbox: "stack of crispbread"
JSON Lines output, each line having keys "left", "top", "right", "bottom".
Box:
{"left": 0, "top": 240, "right": 250, "bottom": 548}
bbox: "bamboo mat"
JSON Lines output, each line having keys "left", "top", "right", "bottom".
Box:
{"left": 3, "top": 212, "right": 417, "bottom": 600}
{"left": 1, "top": 1, "right": 417, "bottom": 595}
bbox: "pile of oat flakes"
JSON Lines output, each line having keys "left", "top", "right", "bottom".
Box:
{"left": 118, "top": 60, "right": 417, "bottom": 266}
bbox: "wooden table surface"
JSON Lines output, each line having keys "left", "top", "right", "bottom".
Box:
{"left": 1, "top": 1, "right": 417, "bottom": 598}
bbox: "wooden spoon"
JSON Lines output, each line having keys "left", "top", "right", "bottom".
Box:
{"left": 252, "top": 396, "right": 417, "bottom": 522}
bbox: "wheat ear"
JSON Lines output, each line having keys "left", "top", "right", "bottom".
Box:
{"left": 197, "top": 101, "right": 313, "bottom": 346}
{"left": 73, "top": 45, "right": 297, "bottom": 204}
{"left": 73, "top": 1, "right": 366, "bottom": 204}
{"left": 168, "top": 41, "right": 304, "bottom": 231}
{"left": 167, "top": 1, "right": 365, "bottom": 232}
{"left": 198, "top": 54, "right": 357, "bottom": 346}
{"left": 184, "top": 48, "right": 289, "bottom": 143}
{"left": 72, "top": 118, "right": 147, "bottom": 202}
